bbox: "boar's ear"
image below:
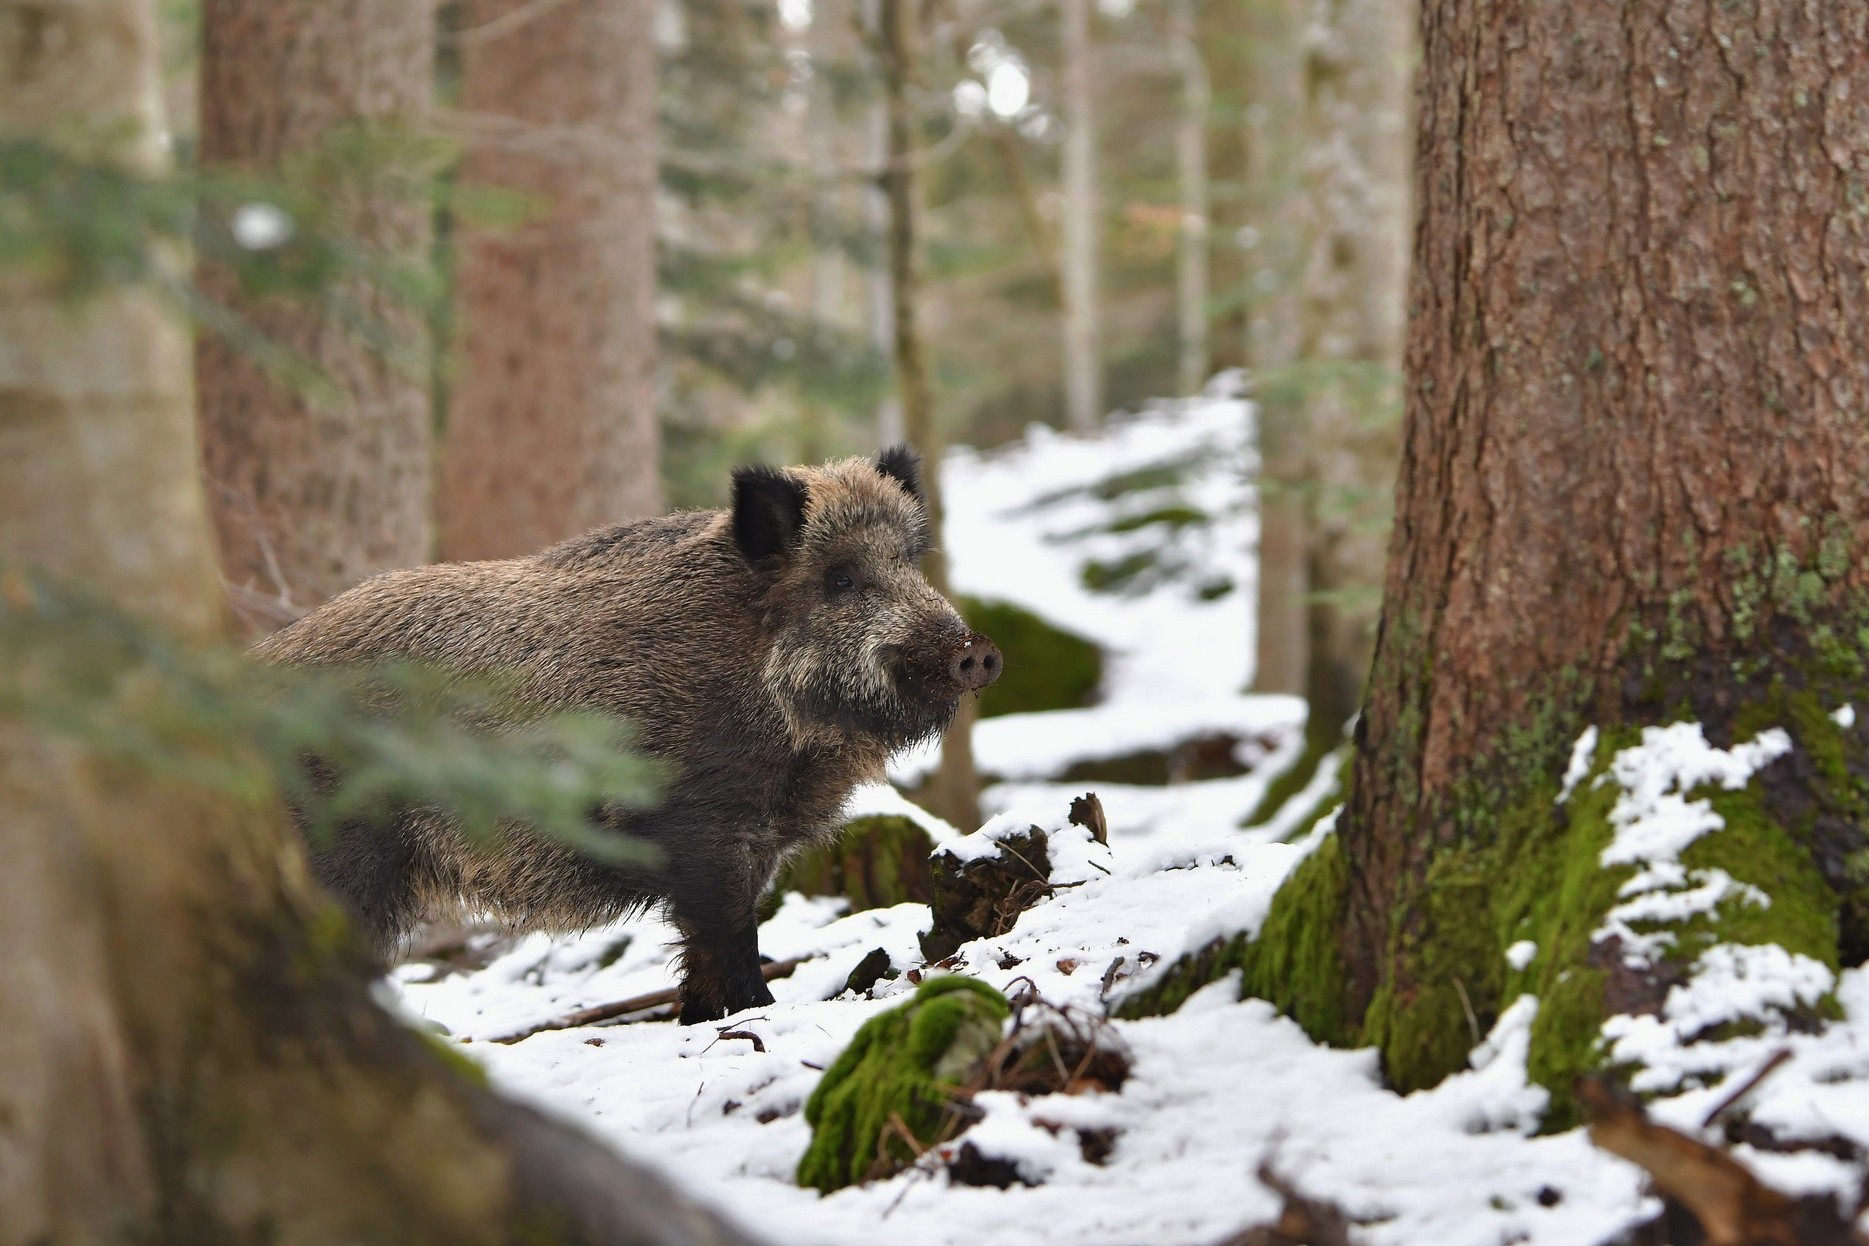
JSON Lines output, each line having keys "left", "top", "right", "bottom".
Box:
{"left": 731, "top": 465, "right": 810, "bottom": 566}
{"left": 876, "top": 443, "right": 924, "bottom": 505}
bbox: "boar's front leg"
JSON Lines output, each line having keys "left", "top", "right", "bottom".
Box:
{"left": 666, "top": 855, "right": 775, "bottom": 1025}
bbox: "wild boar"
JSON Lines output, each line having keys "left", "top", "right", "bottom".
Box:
{"left": 256, "top": 446, "right": 1000, "bottom": 1022}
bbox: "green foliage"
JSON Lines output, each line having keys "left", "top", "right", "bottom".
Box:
{"left": 0, "top": 128, "right": 465, "bottom": 399}
{"left": 0, "top": 574, "right": 663, "bottom": 866}
{"left": 957, "top": 596, "right": 1103, "bottom": 719}
{"left": 797, "top": 976, "right": 1010, "bottom": 1193}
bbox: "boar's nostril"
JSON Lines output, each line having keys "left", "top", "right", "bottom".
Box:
{"left": 948, "top": 633, "right": 1003, "bottom": 692}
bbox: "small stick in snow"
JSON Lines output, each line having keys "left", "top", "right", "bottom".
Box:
{"left": 484, "top": 956, "right": 811, "bottom": 1044}
{"left": 715, "top": 1029, "right": 767, "bottom": 1053}
{"left": 1700, "top": 1047, "right": 1792, "bottom": 1130}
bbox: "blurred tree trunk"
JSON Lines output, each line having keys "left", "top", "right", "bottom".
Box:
{"left": 1243, "top": 0, "right": 1306, "bottom": 698}
{"left": 880, "top": 0, "right": 980, "bottom": 833}
{"left": 441, "top": 0, "right": 661, "bottom": 561}
{"left": 801, "top": 0, "right": 845, "bottom": 463}
{"left": 1254, "top": 0, "right": 1869, "bottom": 1097}
{"left": 1169, "top": 0, "right": 1210, "bottom": 398}
{"left": 197, "top": 0, "right": 437, "bottom": 632}
{"left": 1059, "top": 0, "right": 1102, "bottom": 431}
{"left": 0, "top": 4, "right": 755, "bottom": 1243}
{"left": 1293, "top": 0, "right": 1411, "bottom": 744}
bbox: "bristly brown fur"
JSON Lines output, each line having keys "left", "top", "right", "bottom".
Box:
{"left": 256, "top": 448, "right": 997, "bottom": 1024}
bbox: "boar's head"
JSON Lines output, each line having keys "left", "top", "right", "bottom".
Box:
{"left": 733, "top": 445, "right": 1001, "bottom": 750}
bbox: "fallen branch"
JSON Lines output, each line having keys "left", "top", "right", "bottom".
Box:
{"left": 1576, "top": 1075, "right": 1865, "bottom": 1246}
{"left": 486, "top": 957, "right": 811, "bottom": 1045}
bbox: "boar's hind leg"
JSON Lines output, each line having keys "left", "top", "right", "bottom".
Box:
{"left": 667, "top": 866, "right": 775, "bottom": 1026}
{"left": 304, "top": 815, "right": 422, "bottom": 964}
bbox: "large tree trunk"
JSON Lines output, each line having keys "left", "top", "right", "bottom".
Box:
{"left": 1058, "top": 0, "right": 1102, "bottom": 431}
{"left": 197, "top": 0, "right": 437, "bottom": 631}
{"left": 880, "top": 0, "right": 980, "bottom": 834}
{"left": 1241, "top": 0, "right": 1869, "bottom": 1108}
{"left": 0, "top": 6, "right": 757, "bottom": 1241}
{"left": 440, "top": 0, "right": 662, "bottom": 561}
{"left": 1243, "top": 0, "right": 1307, "bottom": 698}
{"left": 1293, "top": 0, "right": 1410, "bottom": 741}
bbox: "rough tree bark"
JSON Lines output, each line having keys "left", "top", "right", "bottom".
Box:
{"left": 1243, "top": 0, "right": 1308, "bottom": 698}
{"left": 880, "top": 0, "right": 981, "bottom": 834}
{"left": 1242, "top": 0, "right": 1869, "bottom": 1100}
{"left": 197, "top": 0, "right": 436, "bottom": 630}
{"left": 1293, "top": 0, "right": 1410, "bottom": 744}
{"left": 0, "top": 5, "right": 757, "bottom": 1242}
{"left": 1059, "top": 0, "right": 1103, "bottom": 431}
{"left": 441, "top": 0, "right": 662, "bottom": 561}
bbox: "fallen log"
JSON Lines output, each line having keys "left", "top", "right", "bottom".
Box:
{"left": 486, "top": 957, "right": 812, "bottom": 1045}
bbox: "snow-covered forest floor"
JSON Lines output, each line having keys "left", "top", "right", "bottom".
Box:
{"left": 395, "top": 389, "right": 1869, "bottom": 1246}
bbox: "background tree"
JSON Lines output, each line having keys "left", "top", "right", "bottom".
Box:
{"left": 1058, "top": 0, "right": 1102, "bottom": 431}
{"left": 197, "top": 0, "right": 437, "bottom": 630}
{"left": 1291, "top": 0, "right": 1410, "bottom": 759}
{"left": 440, "top": 0, "right": 662, "bottom": 560}
{"left": 1169, "top": 0, "right": 1209, "bottom": 398}
{"left": 879, "top": 0, "right": 983, "bottom": 834}
{"left": 1238, "top": 0, "right": 1308, "bottom": 700}
{"left": 1243, "top": 0, "right": 1869, "bottom": 1102}
{"left": 0, "top": 3, "right": 756, "bottom": 1240}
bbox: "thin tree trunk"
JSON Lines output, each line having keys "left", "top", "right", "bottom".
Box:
{"left": 1170, "top": 0, "right": 1210, "bottom": 398}
{"left": 865, "top": 19, "right": 905, "bottom": 448}
{"left": 1244, "top": 0, "right": 1307, "bottom": 696}
{"left": 1248, "top": 0, "right": 1869, "bottom": 1104}
{"left": 1294, "top": 0, "right": 1411, "bottom": 740}
{"left": 197, "top": 0, "right": 436, "bottom": 631}
{"left": 0, "top": 5, "right": 755, "bottom": 1241}
{"left": 802, "top": 0, "right": 845, "bottom": 463}
{"left": 880, "top": 0, "right": 980, "bottom": 833}
{"left": 441, "top": 0, "right": 662, "bottom": 561}
{"left": 1058, "top": 0, "right": 1102, "bottom": 431}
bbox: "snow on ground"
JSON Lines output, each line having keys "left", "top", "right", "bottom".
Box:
{"left": 397, "top": 400, "right": 1869, "bottom": 1244}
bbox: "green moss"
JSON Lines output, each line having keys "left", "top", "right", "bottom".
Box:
{"left": 796, "top": 977, "right": 1010, "bottom": 1192}
{"left": 1080, "top": 551, "right": 1159, "bottom": 596}
{"left": 1237, "top": 833, "right": 1354, "bottom": 1042}
{"left": 417, "top": 1030, "right": 490, "bottom": 1089}
{"left": 1118, "top": 830, "right": 1354, "bottom": 1043}
{"left": 1105, "top": 504, "right": 1207, "bottom": 535}
{"left": 770, "top": 814, "right": 935, "bottom": 917}
{"left": 958, "top": 596, "right": 1103, "bottom": 720}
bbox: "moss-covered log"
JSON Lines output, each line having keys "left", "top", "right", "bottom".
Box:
{"left": 1135, "top": 0, "right": 1869, "bottom": 1115}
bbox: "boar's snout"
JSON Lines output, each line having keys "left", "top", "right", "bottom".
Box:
{"left": 947, "top": 631, "right": 1002, "bottom": 693}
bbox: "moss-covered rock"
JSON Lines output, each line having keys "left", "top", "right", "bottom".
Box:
{"left": 769, "top": 815, "right": 935, "bottom": 916}
{"left": 958, "top": 596, "right": 1103, "bottom": 719}
{"left": 796, "top": 977, "right": 1010, "bottom": 1193}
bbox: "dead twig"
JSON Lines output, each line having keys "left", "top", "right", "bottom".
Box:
{"left": 1576, "top": 1075, "right": 1865, "bottom": 1246}
{"left": 485, "top": 956, "right": 810, "bottom": 1044}
{"left": 1700, "top": 1048, "right": 1793, "bottom": 1130}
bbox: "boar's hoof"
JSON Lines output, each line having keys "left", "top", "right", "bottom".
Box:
{"left": 678, "top": 975, "right": 777, "bottom": 1026}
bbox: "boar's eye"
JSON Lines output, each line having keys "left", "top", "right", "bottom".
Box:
{"left": 826, "top": 564, "right": 861, "bottom": 596}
